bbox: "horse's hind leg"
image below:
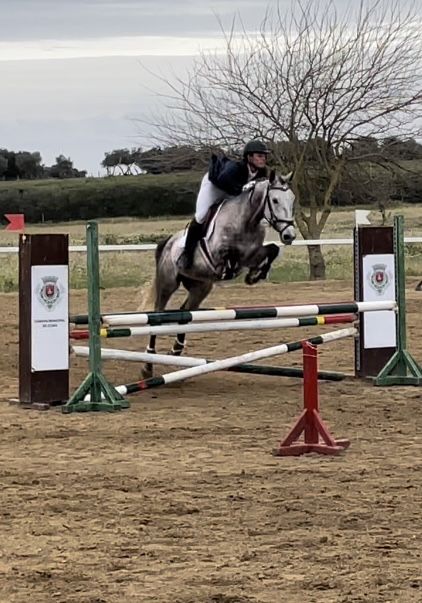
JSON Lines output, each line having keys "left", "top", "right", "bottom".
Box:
{"left": 169, "top": 279, "right": 213, "bottom": 356}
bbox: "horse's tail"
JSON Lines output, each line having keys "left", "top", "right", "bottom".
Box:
{"left": 155, "top": 235, "right": 172, "bottom": 264}
{"left": 137, "top": 236, "right": 171, "bottom": 311}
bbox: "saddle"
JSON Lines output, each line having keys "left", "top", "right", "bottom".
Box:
{"left": 184, "top": 182, "right": 259, "bottom": 279}
{"left": 174, "top": 200, "right": 238, "bottom": 279}
{"left": 177, "top": 181, "right": 258, "bottom": 279}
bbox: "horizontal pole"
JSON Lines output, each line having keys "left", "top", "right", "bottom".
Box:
{"left": 70, "top": 301, "right": 394, "bottom": 329}
{"left": 83, "top": 327, "right": 357, "bottom": 400}
{"left": 71, "top": 303, "right": 318, "bottom": 325}
{"left": 72, "top": 345, "right": 346, "bottom": 380}
{"left": 2, "top": 236, "right": 422, "bottom": 255}
{"left": 70, "top": 314, "right": 357, "bottom": 340}
{"left": 105, "top": 309, "right": 357, "bottom": 327}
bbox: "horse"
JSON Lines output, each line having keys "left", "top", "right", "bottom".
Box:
{"left": 140, "top": 170, "right": 296, "bottom": 378}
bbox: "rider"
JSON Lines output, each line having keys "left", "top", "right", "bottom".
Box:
{"left": 182, "top": 139, "right": 271, "bottom": 269}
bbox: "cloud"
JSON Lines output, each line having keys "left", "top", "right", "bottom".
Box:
{"left": 3, "top": 0, "right": 419, "bottom": 174}
{"left": 0, "top": 35, "right": 230, "bottom": 62}
{"left": 0, "top": 0, "right": 284, "bottom": 41}
{"left": 1, "top": 0, "right": 418, "bottom": 44}
{"left": 0, "top": 55, "right": 193, "bottom": 172}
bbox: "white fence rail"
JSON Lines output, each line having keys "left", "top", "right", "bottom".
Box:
{"left": 1, "top": 237, "right": 422, "bottom": 255}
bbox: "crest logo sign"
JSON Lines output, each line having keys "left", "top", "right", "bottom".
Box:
{"left": 35, "top": 276, "right": 65, "bottom": 310}
{"left": 367, "top": 263, "right": 391, "bottom": 295}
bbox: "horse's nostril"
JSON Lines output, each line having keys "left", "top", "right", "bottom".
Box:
{"left": 282, "top": 232, "right": 296, "bottom": 245}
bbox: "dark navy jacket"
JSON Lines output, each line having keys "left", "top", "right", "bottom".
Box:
{"left": 208, "top": 154, "right": 267, "bottom": 196}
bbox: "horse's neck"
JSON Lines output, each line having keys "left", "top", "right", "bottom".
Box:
{"left": 204, "top": 189, "right": 266, "bottom": 262}
{"left": 205, "top": 185, "right": 266, "bottom": 245}
{"left": 243, "top": 185, "right": 266, "bottom": 228}
{"left": 220, "top": 187, "right": 265, "bottom": 230}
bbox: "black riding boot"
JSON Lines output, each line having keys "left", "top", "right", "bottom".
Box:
{"left": 183, "top": 219, "right": 204, "bottom": 269}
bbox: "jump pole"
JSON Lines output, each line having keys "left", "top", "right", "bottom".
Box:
{"left": 80, "top": 327, "right": 357, "bottom": 402}
{"left": 70, "top": 313, "right": 359, "bottom": 340}
{"left": 69, "top": 302, "right": 356, "bottom": 326}
{"left": 69, "top": 303, "right": 366, "bottom": 325}
{"left": 72, "top": 345, "right": 348, "bottom": 381}
{"left": 70, "top": 301, "right": 394, "bottom": 328}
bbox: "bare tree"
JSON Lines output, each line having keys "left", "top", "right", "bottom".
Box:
{"left": 147, "top": 0, "right": 422, "bottom": 278}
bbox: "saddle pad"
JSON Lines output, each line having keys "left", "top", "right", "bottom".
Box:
{"left": 174, "top": 199, "right": 227, "bottom": 256}
{"left": 172, "top": 230, "right": 187, "bottom": 264}
{"left": 171, "top": 229, "right": 219, "bottom": 276}
{"left": 204, "top": 200, "right": 226, "bottom": 242}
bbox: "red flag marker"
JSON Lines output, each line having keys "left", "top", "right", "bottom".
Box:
{"left": 4, "top": 214, "right": 25, "bottom": 231}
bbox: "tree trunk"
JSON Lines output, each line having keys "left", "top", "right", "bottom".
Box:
{"left": 307, "top": 245, "right": 326, "bottom": 280}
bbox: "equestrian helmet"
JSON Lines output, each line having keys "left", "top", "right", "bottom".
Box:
{"left": 243, "top": 140, "right": 270, "bottom": 156}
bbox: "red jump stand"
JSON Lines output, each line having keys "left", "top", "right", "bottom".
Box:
{"left": 274, "top": 342, "right": 350, "bottom": 456}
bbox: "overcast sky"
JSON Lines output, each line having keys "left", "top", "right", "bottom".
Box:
{"left": 1, "top": 0, "right": 418, "bottom": 174}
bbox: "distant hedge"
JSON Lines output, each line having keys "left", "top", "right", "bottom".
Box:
{"left": 0, "top": 172, "right": 203, "bottom": 223}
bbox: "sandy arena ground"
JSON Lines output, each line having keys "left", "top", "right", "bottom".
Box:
{"left": 0, "top": 280, "right": 421, "bottom": 603}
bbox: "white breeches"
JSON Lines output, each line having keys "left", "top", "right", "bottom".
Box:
{"left": 194, "top": 174, "right": 227, "bottom": 223}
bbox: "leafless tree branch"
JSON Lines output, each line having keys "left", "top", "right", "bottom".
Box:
{"left": 139, "top": 0, "right": 422, "bottom": 276}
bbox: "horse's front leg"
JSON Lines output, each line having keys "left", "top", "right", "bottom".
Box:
{"left": 244, "top": 243, "right": 280, "bottom": 285}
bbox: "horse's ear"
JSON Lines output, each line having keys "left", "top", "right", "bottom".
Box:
{"left": 269, "top": 169, "right": 276, "bottom": 183}
{"left": 281, "top": 170, "right": 294, "bottom": 184}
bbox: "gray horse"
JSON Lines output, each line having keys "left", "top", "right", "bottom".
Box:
{"left": 141, "top": 170, "right": 296, "bottom": 377}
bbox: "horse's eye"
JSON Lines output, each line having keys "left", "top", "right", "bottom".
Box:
{"left": 273, "top": 199, "right": 278, "bottom": 204}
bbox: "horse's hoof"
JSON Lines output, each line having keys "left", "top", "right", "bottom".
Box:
{"left": 141, "top": 366, "right": 153, "bottom": 380}
{"left": 220, "top": 271, "right": 235, "bottom": 281}
{"left": 245, "top": 273, "right": 259, "bottom": 285}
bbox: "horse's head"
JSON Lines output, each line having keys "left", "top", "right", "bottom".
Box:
{"left": 264, "top": 170, "right": 296, "bottom": 245}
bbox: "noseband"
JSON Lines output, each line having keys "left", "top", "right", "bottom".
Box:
{"left": 264, "top": 184, "right": 295, "bottom": 234}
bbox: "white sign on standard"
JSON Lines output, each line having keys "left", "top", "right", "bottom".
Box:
{"left": 362, "top": 253, "right": 396, "bottom": 349}
{"left": 31, "top": 264, "right": 69, "bottom": 371}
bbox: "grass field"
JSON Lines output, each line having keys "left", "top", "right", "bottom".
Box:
{"left": 1, "top": 205, "right": 422, "bottom": 292}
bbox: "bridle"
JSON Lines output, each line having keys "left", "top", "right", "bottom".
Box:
{"left": 264, "top": 183, "right": 295, "bottom": 234}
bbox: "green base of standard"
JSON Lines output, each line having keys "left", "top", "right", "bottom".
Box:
{"left": 62, "top": 372, "right": 130, "bottom": 413}
{"left": 374, "top": 350, "right": 422, "bottom": 386}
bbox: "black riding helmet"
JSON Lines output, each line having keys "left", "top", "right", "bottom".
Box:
{"left": 243, "top": 139, "right": 270, "bottom": 157}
